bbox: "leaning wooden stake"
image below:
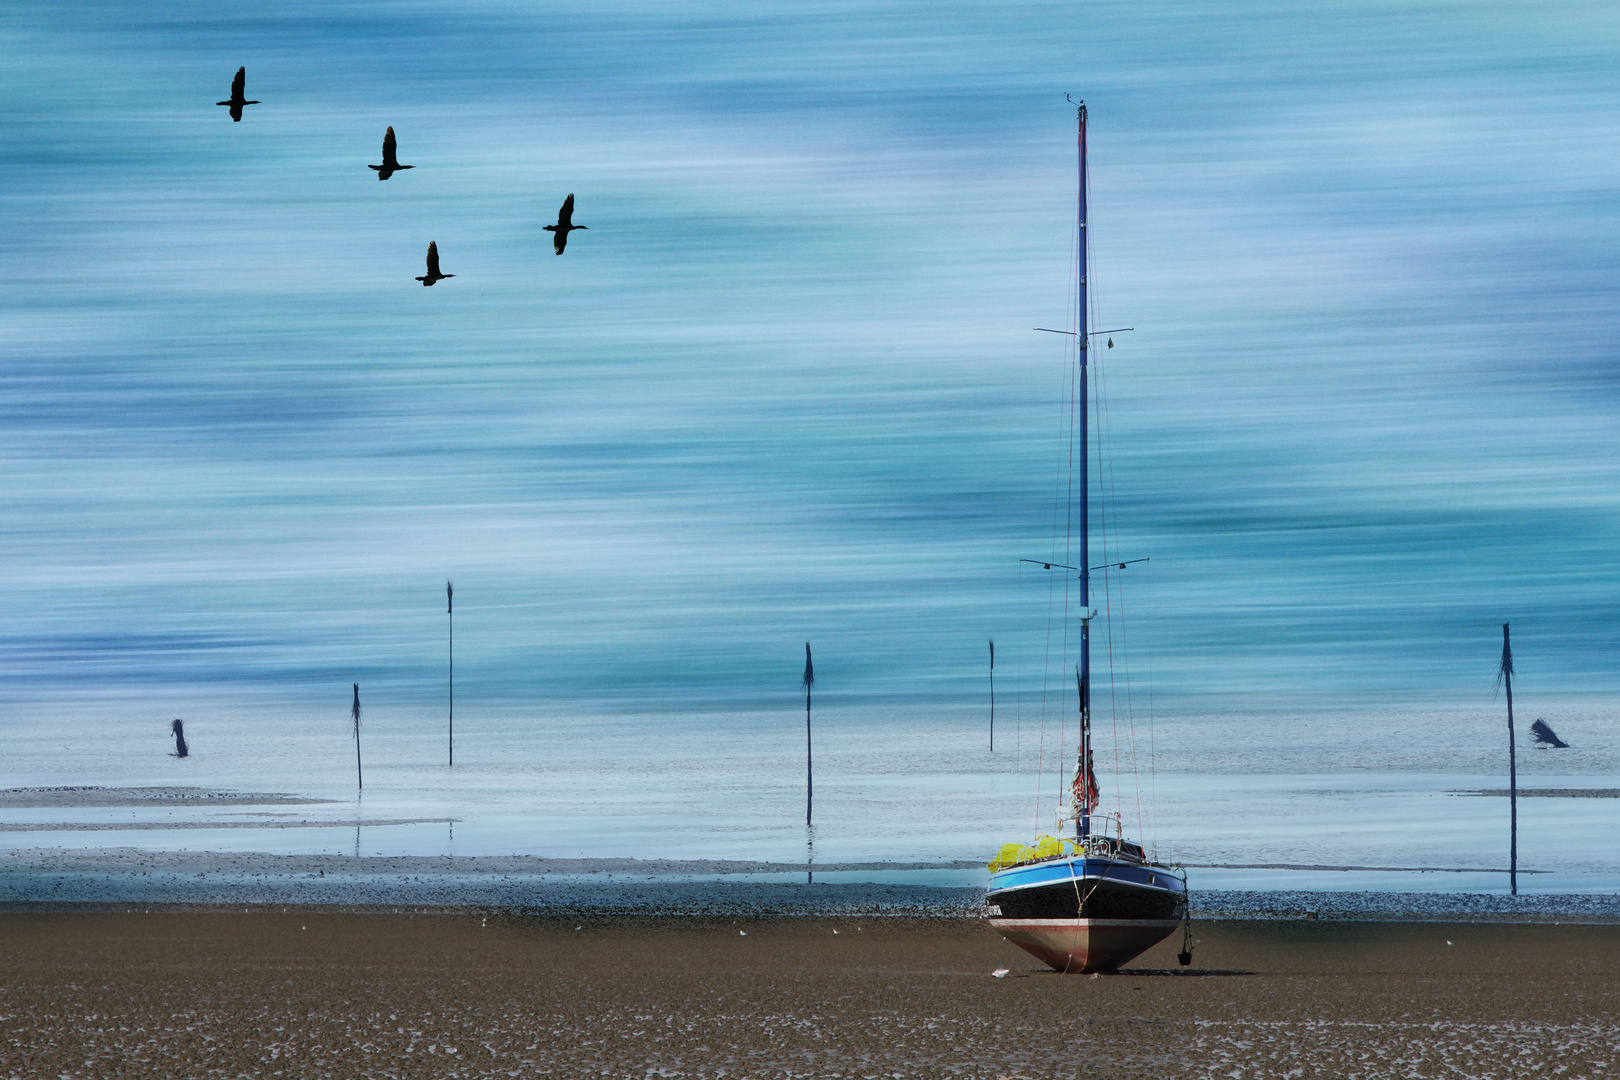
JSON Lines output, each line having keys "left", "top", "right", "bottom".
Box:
{"left": 352, "top": 682, "right": 363, "bottom": 792}
{"left": 1499, "top": 623, "right": 1516, "bottom": 896}
{"left": 803, "top": 642, "right": 814, "bottom": 827}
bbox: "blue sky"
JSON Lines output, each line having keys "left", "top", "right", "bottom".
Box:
{"left": 4, "top": 1, "right": 1620, "bottom": 714}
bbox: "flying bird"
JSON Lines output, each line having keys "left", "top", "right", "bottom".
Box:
{"left": 215, "top": 67, "right": 260, "bottom": 122}
{"left": 1530, "top": 719, "right": 1569, "bottom": 748}
{"left": 416, "top": 241, "right": 454, "bottom": 286}
{"left": 369, "top": 126, "right": 413, "bottom": 181}
{"left": 543, "top": 193, "right": 587, "bottom": 254}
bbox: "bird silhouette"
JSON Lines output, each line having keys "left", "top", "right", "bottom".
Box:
{"left": 1530, "top": 718, "right": 1570, "bottom": 748}
{"left": 543, "top": 193, "right": 587, "bottom": 254}
{"left": 369, "top": 127, "right": 413, "bottom": 181}
{"left": 215, "top": 67, "right": 260, "bottom": 122}
{"left": 171, "top": 719, "right": 189, "bottom": 758}
{"left": 416, "top": 241, "right": 454, "bottom": 285}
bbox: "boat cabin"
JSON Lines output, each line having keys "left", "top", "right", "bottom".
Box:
{"left": 1077, "top": 835, "right": 1146, "bottom": 863}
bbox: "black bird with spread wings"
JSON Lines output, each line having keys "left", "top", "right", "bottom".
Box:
{"left": 369, "top": 127, "right": 414, "bottom": 181}
{"left": 1530, "top": 718, "right": 1570, "bottom": 748}
{"left": 416, "top": 241, "right": 454, "bottom": 286}
{"left": 543, "top": 193, "right": 588, "bottom": 255}
{"left": 215, "top": 67, "right": 260, "bottom": 122}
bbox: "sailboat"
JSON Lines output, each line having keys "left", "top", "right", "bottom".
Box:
{"left": 985, "top": 102, "right": 1188, "bottom": 974}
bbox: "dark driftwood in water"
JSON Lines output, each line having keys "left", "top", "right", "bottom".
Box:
{"left": 1530, "top": 719, "right": 1569, "bottom": 747}
{"left": 171, "top": 719, "right": 188, "bottom": 758}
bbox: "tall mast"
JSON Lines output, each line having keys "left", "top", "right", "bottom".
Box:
{"left": 1077, "top": 102, "right": 1092, "bottom": 839}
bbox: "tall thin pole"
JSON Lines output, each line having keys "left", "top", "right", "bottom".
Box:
{"left": 447, "top": 580, "right": 454, "bottom": 767}
{"left": 803, "top": 643, "right": 815, "bottom": 827}
{"left": 352, "top": 683, "right": 362, "bottom": 792}
{"left": 1076, "top": 101, "right": 1092, "bottom": 839}
{"left": 1501, "top": 622, "right": 1517, "bottom": 895}
{"left": 988, "top": 638, "right": 995, "bottom": 752}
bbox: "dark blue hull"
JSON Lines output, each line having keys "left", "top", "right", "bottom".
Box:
{"left": 986, "top": 855, "right": 1184, "bottom": 920}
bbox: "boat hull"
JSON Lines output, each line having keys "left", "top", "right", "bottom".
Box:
{"left": 989, "top": 917, "right": 1180, "bottom": 973}
{"left": 985, "top": 855, "right": 1185, "bottom": 920}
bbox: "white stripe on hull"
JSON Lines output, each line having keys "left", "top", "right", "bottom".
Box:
{"left": 989, "top": 917, "right": 1180, "bottom": 973}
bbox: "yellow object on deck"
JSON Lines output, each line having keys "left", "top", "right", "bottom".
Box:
{"left": 987, "top": 835, "right": 1072, "bottom": 872}
{"left": 988, "top": 843, "right": 1031, "bottom": 872}
{"left": 1031, "top": 835, "right": 1068, "bottom": 860}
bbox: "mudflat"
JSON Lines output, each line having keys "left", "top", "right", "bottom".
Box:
{"left": 1, "top": 911, "right": 1614, "bottom": 1078}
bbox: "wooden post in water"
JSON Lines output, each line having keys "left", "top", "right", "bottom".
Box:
{"left": 352, "top": 682, "right": 363, "bottom": 792}
{"left": 988, "top": 638, "right": 995, "bottom": 752}
{"left": 803, "top": 642, "right": 814, "bottom": 828}
{"left": 1500, "top": 623, "right": 1517, "bottom": 896}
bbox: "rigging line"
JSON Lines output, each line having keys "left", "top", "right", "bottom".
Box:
{"left": 1038, "top": 213, "right": 1082, "bottom": 834}
{"left": 1055, "top": 238, "right": 1082, "bottom": 822}
{"left": 1144, "top": 553, "right": 1160, "bottom": 858}
{"left": 1035, "top": 298, "right": 1077, "bottom": 836}
{"left": 1083, "top": 154, "right": 1146, "bottom": 848}
{"left": 1013, "top": 563, "right": 1021, "bottom": 772}
{"left": 1093, "top": 315, "right": 1145, "bottom": 843}
{"left": 1106, "top": 336, "right": 1148, "bottom": 847}
{"left": 1058, "top": 327, "right": 1077, "bottom": 819}
{"left": 1082, "top": 149, "right": 1122, "bottom": 830}
{"left": 1092, "top": 319, "right": 1151, "bottom": 853}
{"left": 1035, "top": 541, "right": 1055, "bottom": 836}
{"left": 1115, "top": 556, "right": 1146, "bottom": 843}
{"left": 1115, "top": 473, "right": 1147, "bottom": 846}
{"left": 1095, "top": 329, "right": 1126, "bottom": 834}
{"left": 1037, "top": 345, "right": 1073, "bottom": 837}
{"left": 1039, "top": 316, "right": 1077, "bottom": 833}
{"left": 1090, "top": 338, "right": 1117, "bottom": 815}
{"left": 1126, "top": 592, "right": 1147, "bottom": 844}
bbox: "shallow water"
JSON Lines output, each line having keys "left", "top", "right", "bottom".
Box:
{"left": 3, "top": 700, "right": 1616, "bottom": 894}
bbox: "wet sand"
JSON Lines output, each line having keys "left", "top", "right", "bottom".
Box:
{"left": 1, "top": 911, "right": 1615, "bottom": 1078}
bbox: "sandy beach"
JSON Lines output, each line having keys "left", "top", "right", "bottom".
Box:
{"left": 1, "top": 910, "right": 1615, "bottom": 1078}
{"left": 5, "top": 788, "right": 1618, "bottom": 1076}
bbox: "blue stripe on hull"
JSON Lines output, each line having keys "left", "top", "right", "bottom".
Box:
{"left": 987, "top": 856, "right": 1184, "bottom": 898}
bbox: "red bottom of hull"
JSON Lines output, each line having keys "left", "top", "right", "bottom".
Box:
{"left": 989, "top": 917, "right": 1180, "bottom": 973}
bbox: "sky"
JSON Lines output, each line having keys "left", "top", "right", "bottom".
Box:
{"left": 4, "top": 0, "right": 1620, "bottom": 726}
